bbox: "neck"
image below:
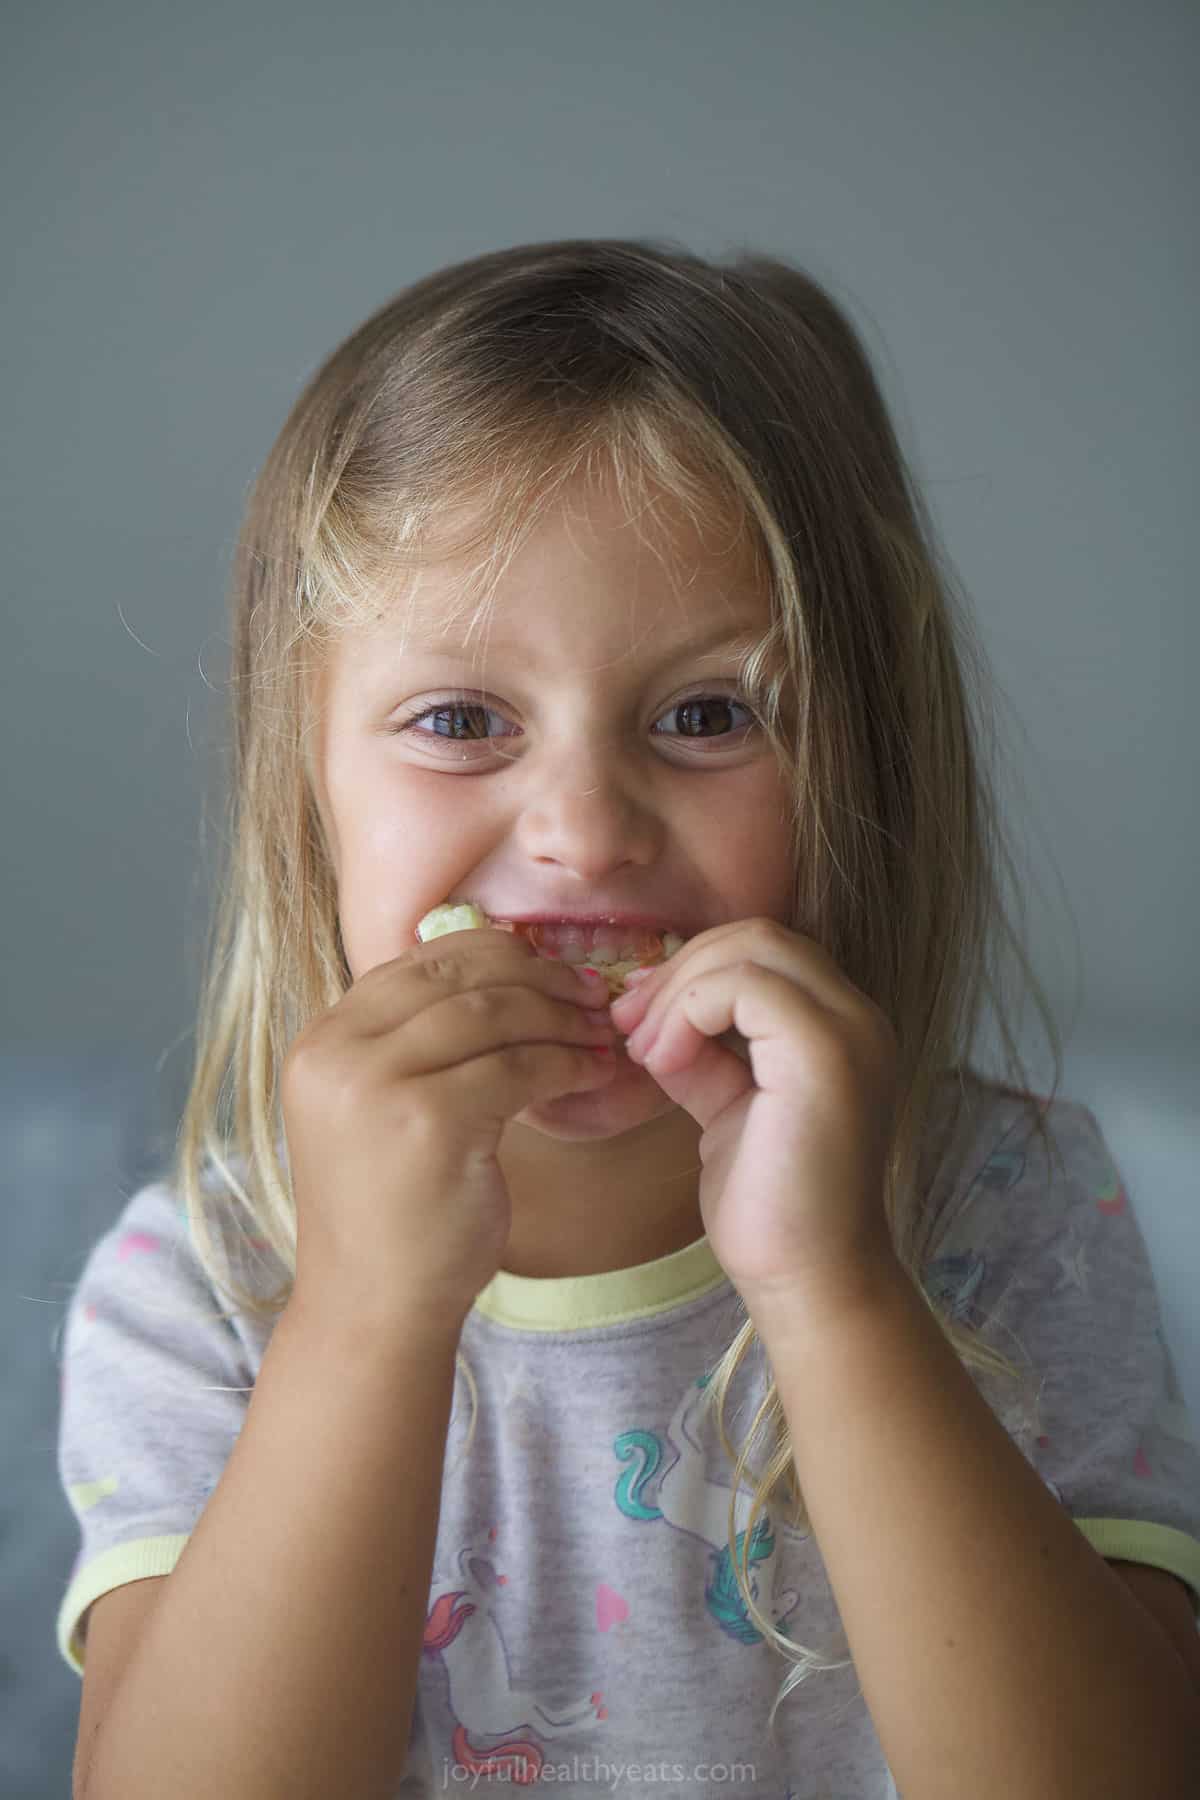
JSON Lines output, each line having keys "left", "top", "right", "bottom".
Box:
{"left": 496, "top": 1111, "right": 705, "bottom": 1278}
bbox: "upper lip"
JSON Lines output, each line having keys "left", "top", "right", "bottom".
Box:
{"left": 496, "top": 912, "right": 691, "bottom": 934}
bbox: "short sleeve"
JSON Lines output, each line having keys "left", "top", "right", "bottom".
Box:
{"left": 55, "top": 1180, "right": 258, "bottom": 1675}
{"left": 924, "top": 1095, "right": 1200, "bottom": 1621}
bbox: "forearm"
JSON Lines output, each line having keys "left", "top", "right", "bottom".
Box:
{"left": 749, "top": 1261, "right": 1200, "bottom": 1800}
{"left": 85, "top": 1293, "right": 462, "bottom": 1800}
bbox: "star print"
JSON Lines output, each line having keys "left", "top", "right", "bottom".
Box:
{"left": 1052, "top": 1232, "right": 1089, "bottom": 1294}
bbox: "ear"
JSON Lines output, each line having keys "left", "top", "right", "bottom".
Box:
{"left": 1106, "top": 1559, "right": 1200, "bottom": 1697}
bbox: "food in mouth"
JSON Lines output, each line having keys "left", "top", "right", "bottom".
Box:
{"left": 416, "top": 901, "right": 685, "bottom": 997}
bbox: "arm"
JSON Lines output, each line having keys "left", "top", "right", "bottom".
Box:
{"left": 82, "top": 1291, "right": 462, "bottom": 1800}
{"left": 748, "top": 1262, "right": 1200, "bottom": 1800}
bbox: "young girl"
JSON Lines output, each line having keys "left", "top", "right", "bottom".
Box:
{"left": 57, "top": 239, "right": 1200, "bottom": 1799}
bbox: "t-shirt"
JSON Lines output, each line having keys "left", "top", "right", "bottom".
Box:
{"left": 56, "top": 1087, "right": 1200, "bottom": 1798}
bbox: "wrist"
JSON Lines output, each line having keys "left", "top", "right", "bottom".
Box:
{"left": 285, "top": 1277, "right": 468, "bottom": 1363}
{"left": 740, "top": 1247, "right": 910, "bottom": 1354}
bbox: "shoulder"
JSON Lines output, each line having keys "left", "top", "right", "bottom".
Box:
{"left": 926, "top": 1081, "right": 1112, "bottom": 1244}
{"left": 918, "top": 1081, "right": 1148, "bottom": 1347}
{"left": 69, "top": 1179, "right": 196, "bottom": 1296}
{"left": 63, "top": 1162, "right": 286, "bottom": 1360}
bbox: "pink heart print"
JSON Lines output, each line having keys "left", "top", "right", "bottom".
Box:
{"left": 595, "top": 1583, "right": 629, "bottom": 1631}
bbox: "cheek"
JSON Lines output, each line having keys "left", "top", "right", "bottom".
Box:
{"left": 324, "top": 758, "right": 422, "bottom": 865}
{"left": 338, "top": 789, "right": 472, "bottom": 941}
{"left": 704, "top": 783, "right": 794, "bottom": 906}
{"left": 360, "top": 813, "right": 416, "bottom": 860}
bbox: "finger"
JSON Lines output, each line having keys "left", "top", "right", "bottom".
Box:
{"left": 626, "top": 961, "right": 818, "bottom": 1099}
{"left": 612, "top": 919, "right": 870, "bottom": 1041}
{"left": 353, "top": 935, "right": 607, "bottom": 1034}
{"left": 430, "top": 1030, "right": 620, "bottom": 1122}
{"left": 367, "top": 981, "right": 617, "bottom": 1081}
{"left": 606, "top": 923, "right": 739, "bottom": 1030}
{"left": 411, "top": 923, "right": 604, "bottom": 994}
{"left": 626, "top": 1025, "right": 752, "bottom": 1135}
{"left": 608, "top": 921, "right": 772, "bottom": 1040}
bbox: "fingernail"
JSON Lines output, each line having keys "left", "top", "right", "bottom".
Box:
{"left": 623, "top": 966, "right": 656, "bottom": 988}
{"left": 577, "top": 967, "right": 607, "bottom": 987}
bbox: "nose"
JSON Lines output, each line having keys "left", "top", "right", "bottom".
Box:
{"left": 513, "top": 747, "right": 662, "bottom": 877}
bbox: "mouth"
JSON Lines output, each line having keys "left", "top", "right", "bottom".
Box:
{"left": 510, "top": 919, "right": 683, "bottom": 959}
{"left": 507, "top": 921, "right": 687, "bottom": 996}
{"left": 415, "top": 903, "right": 687, "bottom": 996}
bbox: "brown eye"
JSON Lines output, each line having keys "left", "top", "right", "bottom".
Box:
{"left": 656, "top": 695, "right": 754, "bottom": 741}
{"left": 391, "top": 691, "right": 758, "bottom": 757}
{"left": 391, "top": 697, "right": 511, "bottom": 754}
{"left": 404, "top": 701, "right": 500, "bottom": 742}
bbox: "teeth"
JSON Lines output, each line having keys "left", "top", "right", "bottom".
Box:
{"left": 520, "top": 922, "right": 682, "bottom": 965}
{"left": 568, "top": 941, "right": 610, "bottom": 964}
{"left": 514, "top": 922, "right": 688, "bottom": 997}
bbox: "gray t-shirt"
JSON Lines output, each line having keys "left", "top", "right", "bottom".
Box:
{"left": 56, "top": 1087, "right": 1200, "bottom": 1798}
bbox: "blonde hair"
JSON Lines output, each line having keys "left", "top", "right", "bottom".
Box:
{"left": 172, "top": 238, "right": 1070, "bottom": 1734}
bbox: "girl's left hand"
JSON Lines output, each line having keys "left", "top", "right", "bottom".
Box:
{"left": 609, "top": 918, "right": 901, "bottom": 1312}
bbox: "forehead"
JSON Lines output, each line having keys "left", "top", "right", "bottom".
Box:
{"left": 324, "top": 478, "right": 771, "bottom": 684}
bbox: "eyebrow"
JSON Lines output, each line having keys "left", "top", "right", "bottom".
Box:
{"left": 404, "top": 620, "right": 764, "bottom": 666}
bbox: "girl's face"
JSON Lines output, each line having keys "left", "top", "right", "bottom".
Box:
{"left": 310, "top": 478, "right": 796, "bottom": 1138}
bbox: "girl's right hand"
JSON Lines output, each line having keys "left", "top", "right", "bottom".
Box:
{"left": 279, "top": 928, "right": 617, "bottom": 1336}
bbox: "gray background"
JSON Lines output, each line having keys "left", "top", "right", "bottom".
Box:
{"left": 2, "top": 2, "right": 1196, "bottom": 1794}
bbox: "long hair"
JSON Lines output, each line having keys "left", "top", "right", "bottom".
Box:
{"left": 172, "top": 238, "right": 1070, "bottom": 1732}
